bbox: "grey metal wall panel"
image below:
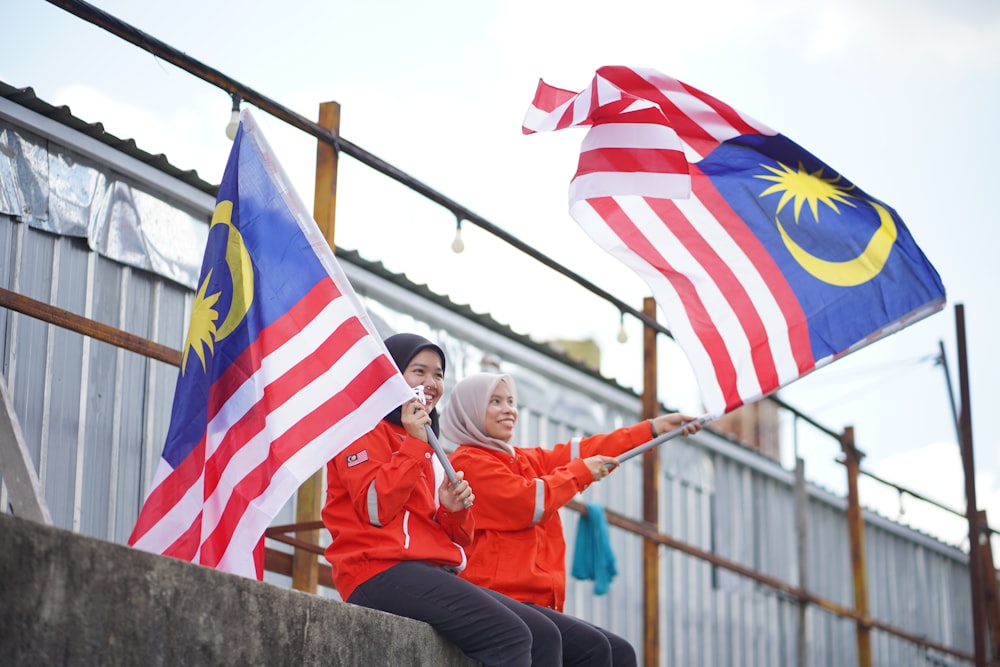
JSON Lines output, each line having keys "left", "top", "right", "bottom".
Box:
{"left": 41, "top": 236, "right": 88, "bottom": 529}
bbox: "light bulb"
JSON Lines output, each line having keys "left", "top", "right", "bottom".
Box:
{"left": 617, "top": 317, "right": 628, "bottom": 344}
{"left": 225, "top": 109, "right": 240, "bottom": 140}
{"left": 225, "top": 93, "right": 242, "bottom": 140}
{"left": 451, "top": 225, "right": 465, "bottom": 253}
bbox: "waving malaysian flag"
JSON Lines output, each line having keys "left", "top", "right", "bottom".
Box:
{"left": 524, "top": 66, "right": 945, "bottom": 415}
{"left": 128, "top": 109, "right": 414, "bottom": 578}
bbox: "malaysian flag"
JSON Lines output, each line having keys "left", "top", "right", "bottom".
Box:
{"left": 524, "top": 66, "right": 945, "bottom": 415}
{"left": 128, "top": 109, "right": 414, "bottom": 578}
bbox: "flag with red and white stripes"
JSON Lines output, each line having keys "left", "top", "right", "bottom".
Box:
{"left": 128, "top": 109, "right": 413, "bottom": 578}
{"left": 525, "top": 66, "right": 945, "bottom": 415}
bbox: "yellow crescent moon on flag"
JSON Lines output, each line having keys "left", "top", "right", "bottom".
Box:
{"left": 775, "top": 200, "right": 898, "bottom": 287}
{"left": 209, "top": 200, "right": 254, "bottom": 341}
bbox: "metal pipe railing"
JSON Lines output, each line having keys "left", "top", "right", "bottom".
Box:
{"left": 42, "top": 0, "right": 673, "bottom": 340}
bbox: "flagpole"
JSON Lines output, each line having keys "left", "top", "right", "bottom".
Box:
{"left": 615, "top": 413, "right": 719, "bottom": 465}
{"left": 425, "top": 426, "right": 458, "bottom": 482}
{"left": 426, "top": 426, "right": 472, "bottom": 508}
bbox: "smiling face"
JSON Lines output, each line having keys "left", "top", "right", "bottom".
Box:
{"left": 402, "top": 348, "right": 445, "bottom": 409}
{"left": 483, "top": 379, "right": 518, "bottom": 442}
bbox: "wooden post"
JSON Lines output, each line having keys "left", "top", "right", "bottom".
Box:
{"left": 290, "top": 101, "right": 341, "bottom": 594}
{"left": 841, "top": 426, "right": 872, "bottom": 667}
{"left": 641, "top": 297, "right": 660, "bottom": 667}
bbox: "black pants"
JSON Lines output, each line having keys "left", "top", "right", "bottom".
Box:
{"left": 527, "top": 603, "right": 637, "bottom": 666}
{"left": 349, "top": 561, "right": 562, "bottom": 666}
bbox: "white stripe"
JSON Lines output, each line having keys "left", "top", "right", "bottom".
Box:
{"left": 570, "top": 437, "right": 582, "bottom": 460}
{"left": 523, "top": 97, "right": 576, "bottom": 133}
{"left": 570, "top": 171, "right": 691, "bottom": 203}
{"left": 571, "top": 86, "right": 596, "bottom": 126}
{"left": 595, "top": 74, "right": 624, "bottom": 108}
{"left": 130, "top": 459, "right": 204, "bottom": 554}
{"left": 580, "top": 122, "right": 683, "bottom": 152}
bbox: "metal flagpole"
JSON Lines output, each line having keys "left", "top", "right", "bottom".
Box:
{"left": 955, "top": 304, "right": 988, "bottom": 666}
{"left": 615, "top": 413, "right": 719, "bottom": 465}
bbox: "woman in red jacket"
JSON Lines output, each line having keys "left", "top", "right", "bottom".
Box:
{"left": 322, "top": 335, "right": 561, "bottom": 667}
{"left": 442, "top": 372, "right": 701, "bottom": 666}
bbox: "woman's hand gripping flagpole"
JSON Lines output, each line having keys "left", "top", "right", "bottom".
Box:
{"left": 414, "top": 385, "right": 473, "bottom": 509}
{"left": 610, "top": 413, "right": 718, "bottom": 467}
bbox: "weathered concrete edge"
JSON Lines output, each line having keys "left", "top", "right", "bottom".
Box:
{"left": 0, "top": 512, "right": 477, "bottom": 666}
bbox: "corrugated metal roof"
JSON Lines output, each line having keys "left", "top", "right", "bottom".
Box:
{"left": 0, "top": 81, "right": 218, "bottom": 197}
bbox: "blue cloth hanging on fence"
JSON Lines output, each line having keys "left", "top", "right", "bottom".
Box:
{"left": 571, "top": 502, "right": 617, "bottom": 595}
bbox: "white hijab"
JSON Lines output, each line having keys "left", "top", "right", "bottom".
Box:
{"left": 441, "top": 372, "right": 516, "bottom": 455}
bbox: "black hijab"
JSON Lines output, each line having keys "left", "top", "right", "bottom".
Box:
{"left": 383, "top": 333, "right": 446, "bottom": 437}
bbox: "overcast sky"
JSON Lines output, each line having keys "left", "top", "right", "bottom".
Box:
{"left": 3, "top": 0, "right": 998, "bottom": 555}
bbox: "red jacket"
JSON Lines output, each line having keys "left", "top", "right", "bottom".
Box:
{"left": 322, "top": 420, "right": 474, "bottom": 601}
{"left": 449, "top": 421, "right": 652, "bottom": 611}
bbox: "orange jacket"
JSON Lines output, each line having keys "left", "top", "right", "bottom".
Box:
{"left": 322, "top": 420, "right": 474, "bottom": 601}
{"left": 449, "top": 421, "right": 652, "bottom": 611}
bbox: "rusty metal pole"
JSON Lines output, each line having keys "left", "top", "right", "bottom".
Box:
{"left": 290, "top": 100, "right": 341, "bottom": 593}
{"left": 841, "top": 426, "right": 872, "bottom": 667}
{"left": 955, "top": 304, "right": 988, "bottom": 666}
{"left": 641, "top": 297, "right": 661, "bottom": 667}
{"left": 977, "top": 510, "right": 1000, "bottom": 660}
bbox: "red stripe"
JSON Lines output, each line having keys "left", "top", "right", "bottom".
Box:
{"left": 207, "top": 279, "right": 343, "bottom": 423}
{"left": 202, "top": 315, "right": 370, "bottom": 499}
{"left": 531, "top": 79, "right": 576, "bottom": 114}
{"left": 690, "top": 168, "right": 814, "bottom": 375}
{"left": 127, "top": 437, "right": 206, "bottom": 545}
{"left": 199, "top": 356, "right": 400, "bottom": 567}
{"left": 161, "top": 512, "right": 202, "bottom": 561}
{"left": 587, "top": 196, "right": 743, "bottom": 411}
{"left": 576, "top": 147, "right": 688, "bottom": 177}
{"left": 679, "top": 80, "right": 761, "bottom": 138}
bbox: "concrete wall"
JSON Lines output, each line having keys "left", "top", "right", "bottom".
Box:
{"left": 0, "top": 512, "right": 476, "bottom": 666}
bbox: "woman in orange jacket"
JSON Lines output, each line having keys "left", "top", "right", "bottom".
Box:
{"left": 442, "top": 372, "right": 701, "bottom": 666}
{"left": 322, "top": 335, "right": 561, "bottom": 667}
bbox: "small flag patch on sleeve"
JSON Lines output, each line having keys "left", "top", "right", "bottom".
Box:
{"left": 346, "top": 450, "right": 369, "bottom": 467}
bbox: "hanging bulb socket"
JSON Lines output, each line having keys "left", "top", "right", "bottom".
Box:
{"left": 451, "top": 217, "right": 465, "bottom": 253}
{"left": 225, "top": 93, "right": 242, "bottom": 140}
{"left": 617, "top": 313, "right": 628, "bottom": 343}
